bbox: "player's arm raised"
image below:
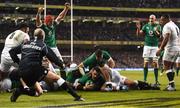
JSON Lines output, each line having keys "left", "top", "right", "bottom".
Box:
{"left": 136, "top": 21, "right": 145, "bottom": 36}
{"left": 154, "top": 25, "right": 161, "bottom": 37}
{"left": 36, "top": 7, "right": 43, "bottom": 27}
{"left": 55, "top": 2, "right": 70, "bottom": 24}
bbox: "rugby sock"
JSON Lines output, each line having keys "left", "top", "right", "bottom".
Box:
{"left": 176, "top": 67, "right": 179, "bottom": 76}
{"left": 60, "top": 69, "right": 66, "bottom": 80}
{"left": 19, "top": 87, "right": 36, "bottom": 96}
{"left": 167, "top": 72, "right": 175, "bottom": 82}
{"left": 61, "top": 82, "right": 80, "bottom": 99}
{"left": 143, "top": 67, "right": 148, "bottom": 82}
{"left": 154, "top": 68, "right": 158, "bottom": 82}
{"left": 57, "top": 78, "right": 80, "bottom": 99}
{"left": 166, "top": 71, "right": 175, "bottom": 87}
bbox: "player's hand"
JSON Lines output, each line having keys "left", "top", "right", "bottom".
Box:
{"left": 136, "top": 21, "right": 141, "bottom": 30}
{"left": 156, "top": 48, "right": 161, "bottom": 56}
{"left": 65, "top": 2, "right": 70, "bottom": 8}
{"left": 154, "top": 26, "right": 158, "bottom": 31}
{"left": 38, "top": 7, "right": 44, "bottom": 13}
{"left": 42, "top": 57, "right": 49, "bottom": 69}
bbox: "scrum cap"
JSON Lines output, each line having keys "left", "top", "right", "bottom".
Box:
{"left": 44, "top": 15, "right": 53, "bottom": 24}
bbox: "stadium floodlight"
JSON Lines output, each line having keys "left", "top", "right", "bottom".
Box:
{"left": 107, "top": 19, "right": 113, "bottom": 23}
{"left": 94, "top": 19, "right": 102, "bottom": 22}
{"left": 15, "top": 7, "right": 19, "bottom": 10}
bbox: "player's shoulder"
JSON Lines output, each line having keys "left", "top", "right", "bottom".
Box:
{"left": 14, "top": 30, "right": 27, "bottom": 36}
{"left": 102, "top": 50, "right": 111, "bottom": 57}
{"left": 165, "top": 21, "right": 174, "bottom": 27}
{"left": 15, "top": 30, "right": 23, "bottom": 34}
{"left": 143, "top": 23, "right": 149, "bottom": 27}
{"left": 154, "top": 23, "right": 160, "bottom": 26}
{"left": 102, "top": 50, "right": 109, "bottom": 54}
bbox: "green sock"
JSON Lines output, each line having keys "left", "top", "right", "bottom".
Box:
{"left": 144, "top": 67, "right": 148, "bottom": 82}
{"left": 176, "top": 67, "right": 179, "bottom": 76}
{"left": 154, "top": 68, "right": 158, "bottom": 82}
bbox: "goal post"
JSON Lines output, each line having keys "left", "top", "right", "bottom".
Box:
{"left": 44, "top": 0, "right": 74, "bottom": 62}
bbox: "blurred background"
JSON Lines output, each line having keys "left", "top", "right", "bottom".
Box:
{"left": 0, "top": 0, "right": 180, "bottom": 68}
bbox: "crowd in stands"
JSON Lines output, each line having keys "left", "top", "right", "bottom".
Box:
{"left": 1, "top": 0, "right": 179, "bottom": 8}
{"left": 1, "top": 18, "right": 180, "bottom": 41}
{"left": 0, "top": 18, "right": 146, "bottom": 68}
{"left": 74, "top": 0, "right": 179, "bottom": 8}
{"left": 0, "top": 19, "right": 145, "bottom": 41}
{"left": 72, "top": 20, "right": 140, "bottom": 41}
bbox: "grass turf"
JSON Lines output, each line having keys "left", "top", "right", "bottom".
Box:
{"left": 1, "top": 70, "right": 180, "bottom": 108}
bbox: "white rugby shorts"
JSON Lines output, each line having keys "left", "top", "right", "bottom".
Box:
{"left": 163, "top": 49, "right": 179, "bottom": 62}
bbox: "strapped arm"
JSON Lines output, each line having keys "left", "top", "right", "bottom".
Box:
{"left": 55, "top": 2, "right": 70, "bottom": 24}
{"left": 36, "top": 7, "right": 43, "bottom": 27}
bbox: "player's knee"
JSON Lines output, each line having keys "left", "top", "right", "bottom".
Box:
{"left": 143, "top": 62, "right": 148, "bottom": 67}
{"left": 57, "top": 77, "right": 65, "bottom": 86}
{"left": 152, "top": 61, "right": 158, "bottom": 68}
{"left": 165, "top": 69, "right": 174, "bottom": 74}
{"left": 47, "top": 71, "right": 60, "bottom": 81}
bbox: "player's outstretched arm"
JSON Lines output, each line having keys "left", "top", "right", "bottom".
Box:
{"left": 55, "top": 2, "right": 70, "bottom": 24}
{"left": 36, "top": 7, "right": 43, "bottom": 27}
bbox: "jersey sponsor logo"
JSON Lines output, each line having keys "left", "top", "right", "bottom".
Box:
{"left": 23, "top": 44, "right": 42, "bottom": 51}
{"left": 149, "top": 30, "right": 154, "bottom": 36}
{"left": 48, "top": 31, "right": 52, "bottom": 36}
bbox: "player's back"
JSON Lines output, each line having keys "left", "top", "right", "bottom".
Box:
{"left": 4, "top": 30, "right": 29, "bottom": 48}
{"left": 2, "top": 30, "right": 30, "bottom": 56}
{"left": 163, "top": 21, "right": 180, "bottom": 51}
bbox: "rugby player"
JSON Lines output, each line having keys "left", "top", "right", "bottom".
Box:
{"left": 36, "top": 2, "right": 70, "bottom": 79}
{"left": 78, "top": 49, "right": 115, "bottom": 82}
{"left": 9, "top": 28, "right": 84, "bottom": 102}
{"left": 0, "top": 22, "right": 30, "bottom": 81}
{"left": 156, "top": 14, "right": 180, "bottom": 91}
{"left": 136, "top": 14, "right": 161, "bottom": 85}
{"left": 74, "top": 66, "right": 160, "bottom": 91}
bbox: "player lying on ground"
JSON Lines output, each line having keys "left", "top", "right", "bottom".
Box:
{"left": 78, "top": 48, "right": 115, "bottom": 82}
{"left": 66, "top": 63, "right": 83, "bottom": 86}
{"left": 9, "top": 28, "right": 84, "bottom": 102}
{"left": 73, "top": 66, "right": 160, "bottom": 91}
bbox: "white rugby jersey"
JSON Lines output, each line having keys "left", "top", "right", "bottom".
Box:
{"left": 162, "top": 21, "right": 180, "bottom": 51}
{"left": 2, "top": 30, "right": 30, "bottom": 55}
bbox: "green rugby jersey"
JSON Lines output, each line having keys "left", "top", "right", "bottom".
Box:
{"left": 83, "top": 50, "right": 111, "bottom": 70}
{"left": 142, "top": 23, "right": 161, "bottom": 47}
{"left": 41, "top": 23, "right": 57, "bottom": 47}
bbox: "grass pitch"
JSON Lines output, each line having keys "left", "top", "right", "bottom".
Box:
{"left": 1, "top": 70, "right": 180, "bottom": 108}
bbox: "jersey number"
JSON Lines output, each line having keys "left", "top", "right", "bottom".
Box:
{"left": 9, "top": 32, "right": 15, "bottom": 39}
{"left": 175, "top": 27, "right": 180, "bottom": 37}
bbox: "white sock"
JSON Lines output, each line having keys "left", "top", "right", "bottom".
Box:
{"left": 57, "top": 78, "right": 65, "bottom": 86}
